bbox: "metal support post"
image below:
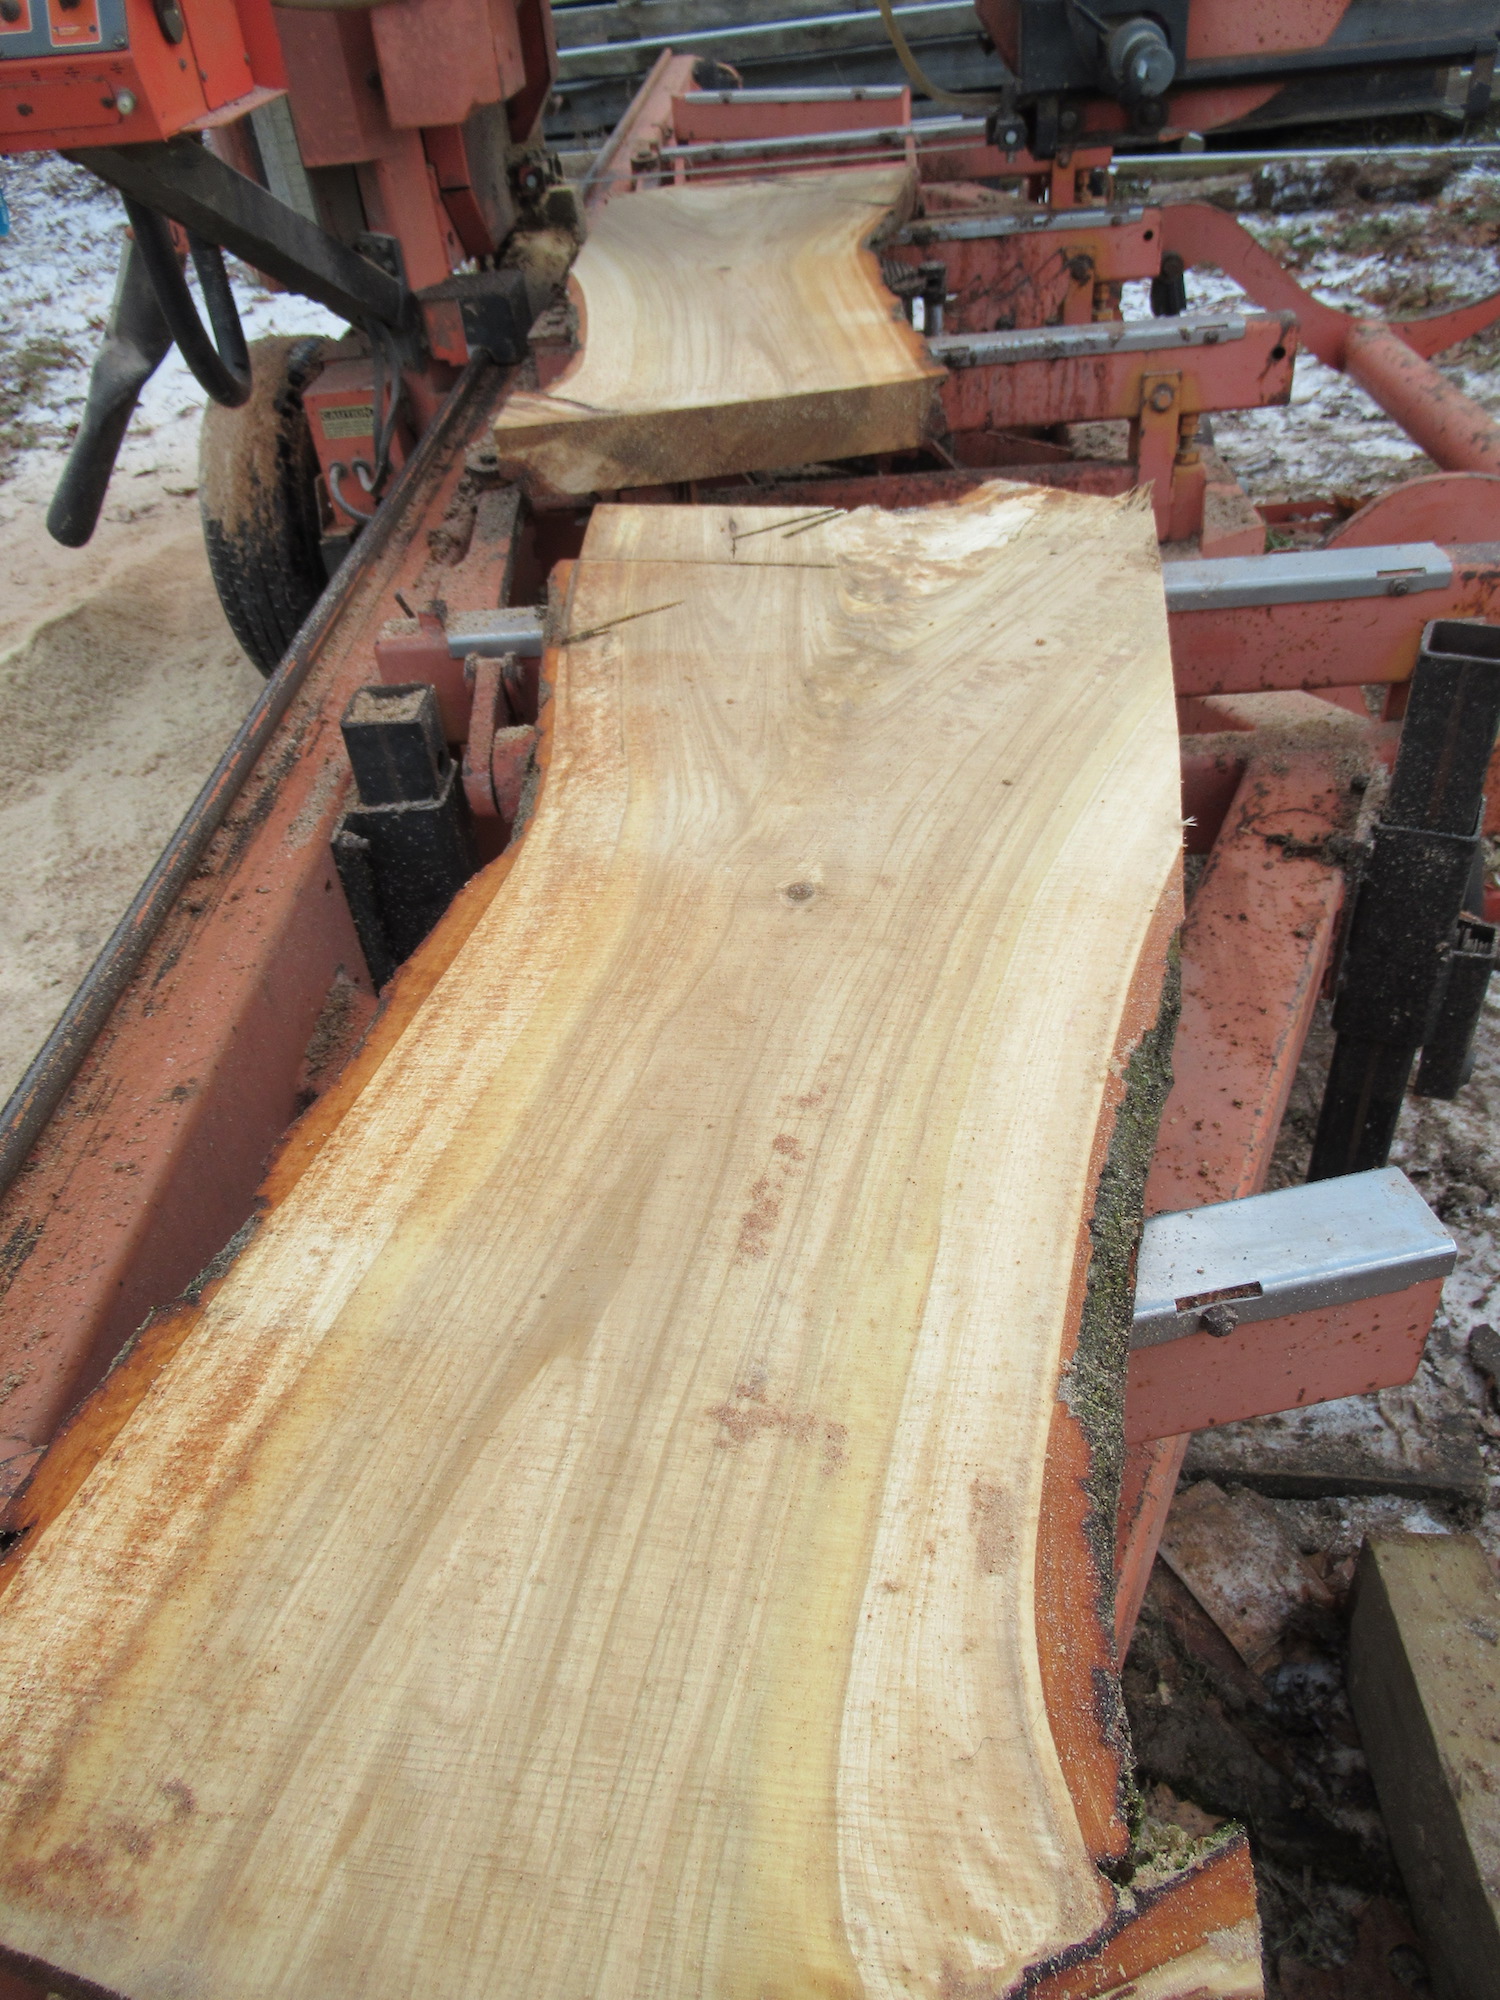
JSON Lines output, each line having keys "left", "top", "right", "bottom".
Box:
{"left": 333, "top": 683, "right": 477, "bottom": 986}
{"left": 1309, "top": 619, "right": 1500, "bottom": 1178}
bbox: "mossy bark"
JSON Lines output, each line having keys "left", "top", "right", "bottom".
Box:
{"left": 1062, "top": 941, "right": 1181, "bottom": 1611}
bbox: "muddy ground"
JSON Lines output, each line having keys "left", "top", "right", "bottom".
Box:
{"left": 3, "top": 136, "right": 1500, "bottom": 1998}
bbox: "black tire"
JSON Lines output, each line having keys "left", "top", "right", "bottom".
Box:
{"left": 199, "top": 334, "right": 328, "bottom": 677}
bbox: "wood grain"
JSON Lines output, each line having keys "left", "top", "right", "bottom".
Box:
{"left": 492, "top": 167, "right": 944, "bottom": 499}
{"left": 0, "top": 483, "right": 1193, "bottom": 1999}
{"left": 1348, "top": 1533, "right": 1500, "bottom": 2000}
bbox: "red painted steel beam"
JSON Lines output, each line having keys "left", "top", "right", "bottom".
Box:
{"left": 883, "top": 212, "right": 1163, "bottom": 334}
{"left": 1161, "top": 201, "right": 1500, "bottom": 476}
{"left": 0, "top": 373, "right": 516, "bottom": 1508}
{"left": 1167, "top": 546, "right": 1500, "bottom": 695}
{"left": 1342, "top": 321, "right": 1500, "bottom": 477}
{"left": 582, "top": 50, "right": 697, "bottom": 208}
{"left": 1114, "top": 699, "right": 1355, "bottom": 1654}
{"left": 938, "top": 313, "right": 1295, "bottom": 433}
{"left": 1124, "top": 1279, "right": 1445, "bottom": 1446}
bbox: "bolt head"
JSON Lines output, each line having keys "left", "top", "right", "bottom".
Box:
{"left": 1200, "top": 1303, "right": 1240, "bottom": 1338}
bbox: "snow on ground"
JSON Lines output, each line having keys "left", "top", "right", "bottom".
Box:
{"left": 1121, "top": 163, "right": 1500, "bottom": 500}
{"left": 0, "top": 151, "right": 345, "bottom": 492}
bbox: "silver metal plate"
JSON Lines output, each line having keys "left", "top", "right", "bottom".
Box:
{"left": 660, "top": 113, "right": 981, "bottom": 162}
{"left": 897, "top": 205, "right": 1149, "bottom": 245}
{"left": 1131, "top": 1166, "right": 1455, "bottom": 1349}
{"left": 928, "top": 311, "right": 1249, "bottom": 369}
{"left": 447, "top": 608, "right": 546, "bottom": 658}
{"left": 1163, "top": 543, "right": 1453, "bottom": 612}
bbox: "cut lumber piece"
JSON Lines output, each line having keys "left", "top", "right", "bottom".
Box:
{"left": 1348, "top": 1532, "right": 1500, "bottom": 2000}
{"left": 0, "top": 484, "right": 1205, "bottom": 2000}
{"left": 492, "top": 167, "right": 943, "bottom": 499}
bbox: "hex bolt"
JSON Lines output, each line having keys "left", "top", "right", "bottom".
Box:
{"left": 1200, "top": 1303, "right": 1240, "bottom": 1338}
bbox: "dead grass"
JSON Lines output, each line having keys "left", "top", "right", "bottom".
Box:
{"left": 0, "top": 329, "right": 82, "bottom": 476}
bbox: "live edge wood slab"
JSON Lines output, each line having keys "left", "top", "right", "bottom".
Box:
{"left": 491, "top": 167, "right": 944, "bottom": 501}
{"left": 0, "top": 485, "right": 1260, "bottom": 2000}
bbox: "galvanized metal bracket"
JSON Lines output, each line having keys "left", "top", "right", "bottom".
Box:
{"left": 1164, "top": 542, "right": 1453, "bottom": 612}
{"left": 1131, "top": 1166, "right": 1455, "bottom": 1350}
{"left": 446, "top": 607, "right": 547, "bottom": 658}
{"left": 928, "top": 310, "right": 1251, "bottom": 370}
{"left": 898, "top": 204, "right": 1150, "bottom": 245}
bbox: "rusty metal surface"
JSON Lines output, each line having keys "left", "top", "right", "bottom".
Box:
{"left": 882, "top": 209, "right": 1161, "bottom": 335}
{"left": 937, "top": 310, "right": 1296, "bottom": 435}
{"left": 1326, "top": 474, "right": 1500, "bottom": 549}
{"left": 1124, "top": 1279, "right": 1446, "bottom": 1446}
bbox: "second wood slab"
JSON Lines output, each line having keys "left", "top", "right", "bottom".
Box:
{"left": 492, "top": 167, "right": 944, "bottom": 498}
{"left": 0, "top": 485, "right": 1255, "bottom": 1999}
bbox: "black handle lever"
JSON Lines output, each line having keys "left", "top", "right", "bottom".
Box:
{"left": 46, "top": 230, "right": 173, "bottom": 548}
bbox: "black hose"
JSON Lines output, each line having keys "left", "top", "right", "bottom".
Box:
{"left": 365, "top": 318, "right": 404, "bottom": 495}
{"left": 122, "top": 194, "right": 252, "bottom": 409}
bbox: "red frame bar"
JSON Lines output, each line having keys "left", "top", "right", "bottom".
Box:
{"left": 1115, "top": 697, "right": 1354, "bottom": 1653}
{"left": 937, "top": 313, "right": 1295, "bottom": 434}
{"left": 1169, "top": 548, "right": 1500, "bottom": 694}
{"left": 1125, "top": 1280, "right": 1445, "bottom": 1446}
{"left": 0, "top": 373, "right": 518, "bottom": 1507}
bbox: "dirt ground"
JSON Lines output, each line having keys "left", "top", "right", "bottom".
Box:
{"left": 4, "top": 135, "right": 1500, "bottom": 1999}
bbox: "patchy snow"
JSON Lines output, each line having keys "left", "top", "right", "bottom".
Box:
{"left": 0, "top": 151, "right": 346, "bottom": 500}
{"left": 1123, "top": 165, "right": 1500, "bottom": 501}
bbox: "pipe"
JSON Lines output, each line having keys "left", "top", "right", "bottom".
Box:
{"left": 1160, "top": 201, "right": 1500, "bottom": 475}
{"left": 1343, "top": 319, "right": 1500, "bottom": 477}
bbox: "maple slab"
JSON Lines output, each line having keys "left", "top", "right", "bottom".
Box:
{"left": 492, "top": 167, "right": 944, "bottom": 499}
{"left": 0, "top": 485, "right": 1241, "bottom": 1999}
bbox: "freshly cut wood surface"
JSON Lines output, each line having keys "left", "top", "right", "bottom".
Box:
{"left": 492, "top": 167, "right": 943, "bottom": 498}
{"left": 0, "top": 484, "right": 1188, "bottom": 2000}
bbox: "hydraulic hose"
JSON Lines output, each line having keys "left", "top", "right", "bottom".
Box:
{"left": 122, "top": 194, "right": 252, "bottom": 409}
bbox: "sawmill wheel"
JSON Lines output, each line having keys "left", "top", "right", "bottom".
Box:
{"left": 199, "top": 334, "right": 328, "bottom": 677}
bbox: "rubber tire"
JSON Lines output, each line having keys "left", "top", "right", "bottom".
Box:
{"left": 199, "top": 334, "right": 328, "bottom": 677}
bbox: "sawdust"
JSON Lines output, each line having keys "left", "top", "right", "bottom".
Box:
{"left": 0, "top": 495, "right": 263, "bottom": 1103}
{"left": 0, "top": 152, "right": 343, "bottom": 1108}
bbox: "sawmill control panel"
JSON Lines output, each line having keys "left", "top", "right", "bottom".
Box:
{"left": 0, "top": 0, "right": 282, "bottom": 150}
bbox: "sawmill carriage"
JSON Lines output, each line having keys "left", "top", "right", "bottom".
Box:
{"left": 1, "top": 0, "right": 1499, "bottom": 1992}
